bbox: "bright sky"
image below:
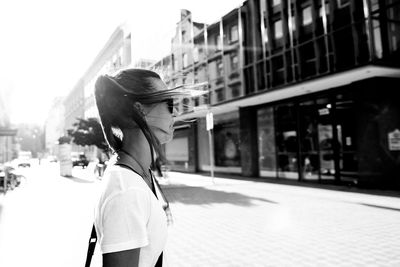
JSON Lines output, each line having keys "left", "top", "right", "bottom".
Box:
{"left": 0, "top": 0, "right": 244, "bottom": 126}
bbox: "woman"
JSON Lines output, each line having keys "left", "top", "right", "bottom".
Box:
{"left": 92, "top": 69, "right": 187, "bottom": 267}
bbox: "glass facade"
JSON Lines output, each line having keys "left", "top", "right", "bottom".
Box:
{"left": 214, "top": 121, "right": 241, "bottom": 167}
{"left": 275, "top": 104, "right": 299, "bottom": 179}
{"left": 257, "top": 107, "right": 276, "bottom": 177}
{"left": 256, "top": 91, "right": 362, "bottom": 184}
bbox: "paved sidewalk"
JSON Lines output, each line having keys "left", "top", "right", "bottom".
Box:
{"left": 2, "top": 166, "right": 399, "bottom": 267}
{"left": 159, "top": 172, "right": 400, "bottom": 267}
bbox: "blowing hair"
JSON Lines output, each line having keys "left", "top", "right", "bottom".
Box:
{"left": 94, "top": 69, "right": 185, "bottom": 163}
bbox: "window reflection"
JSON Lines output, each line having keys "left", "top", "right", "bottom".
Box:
{"left": 258, "top": 107, "right": 276, "bottom": 177}
{"left": 275, "top": 104, "right": 299, "bottom": 179}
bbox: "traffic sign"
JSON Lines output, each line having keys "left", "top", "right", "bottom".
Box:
{"left": 206, "top": 112, "right": 214, "bottom": 131}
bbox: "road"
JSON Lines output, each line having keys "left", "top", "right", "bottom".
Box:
{"left": 1, "top": 163, "right": 400, "bottom": 266}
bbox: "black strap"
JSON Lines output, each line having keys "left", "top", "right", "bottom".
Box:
{"left": 84, "top": 163, "right": 163, "bottom": 267}
{"left": 84, "top": 225, "right": 97, "bottom": 267}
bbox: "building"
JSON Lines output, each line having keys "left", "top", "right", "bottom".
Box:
{"left": 0, "top": 94, "right": 17, "bottom": 163}
{"left": 132, "top": 58, "right": 157, "bottom": 69}
{"left": 63, "top": 24, "right": 133, "bottom": 160}
{"left": 82, "top": 24, "right": 133, "bottom": 121}
{"left": 64, "top": 78, "right": 85, "bottom": 134}
{"left": 152, "top": 1, "right": 400, "bottom": 189}
{"left": 44, "top": 97, "right": 65, "bottom": 156}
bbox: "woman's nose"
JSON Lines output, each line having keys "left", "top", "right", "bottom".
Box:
{"left": 172, "top": 106, "right": 180, "bottom": 117}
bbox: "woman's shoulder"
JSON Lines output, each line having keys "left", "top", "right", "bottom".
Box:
{"left": 102, "top": 164, "right": 149, "bottom": 194}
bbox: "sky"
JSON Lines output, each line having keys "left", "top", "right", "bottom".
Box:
{"left": 0, "top": 0, "right": 244, "bottom": 126}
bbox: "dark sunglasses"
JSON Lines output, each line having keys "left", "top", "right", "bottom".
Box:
{"left": 165, "top": 99, "right": 174, "bottom": 114}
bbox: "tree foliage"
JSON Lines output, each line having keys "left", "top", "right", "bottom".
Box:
{"left": 58, "top": 135, "right": 71, "bottom": 145}
{"left": 67, "top": 118, "right": 109, "bottom": 153}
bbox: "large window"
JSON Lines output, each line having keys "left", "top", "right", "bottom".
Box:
{"left": 214, "top": 121, "right": 241, "bottom": 167}
{"left": 217, "top": 59, "right": 224, "bottom": 77}
{"left": 216, "top": 34, "right": 222, "bottom": 51}
{"left": 274, "top": 20, "right": 283, "bottom": 39}
{"left": 193, "top": 47, "right": 199, "bottom": 62}
{"left": 275, "top": 104, "right": 299, "bottom": 179}
{"left": 229, "top": 25, "right": 239, "bottom": 43}
{"left": 302, "top": 6, "right": 312, "bottom": 26}
{"left": 272, "top": 0, "right": 281, "bottom": 7}
{"left": 298, "top": 100, "right": 320, "bottom": 180}
{"left": 258, "top": 107, "right": 276, "bottom": 177}
{"left": 230, "top": 53, "right": 239, "bottom": 71}
{"left": 182, "top": 53, "right": 188, "bottom": 68}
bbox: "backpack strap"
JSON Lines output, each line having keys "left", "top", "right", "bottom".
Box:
{"left": 84, "top": 225, "right": 97, "bottom": 267}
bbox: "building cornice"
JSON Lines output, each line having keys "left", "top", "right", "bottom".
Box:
{"left": 175, "top": 65, "right": 400, "bottom": 120}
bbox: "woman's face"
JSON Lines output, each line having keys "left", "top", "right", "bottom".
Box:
{"left": 145, "top": 101, "right": 174, "bottom": 144}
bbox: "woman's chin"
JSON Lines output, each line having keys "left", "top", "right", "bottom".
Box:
{"left": 157, "top": 133, "right": 173, "bottom": 144}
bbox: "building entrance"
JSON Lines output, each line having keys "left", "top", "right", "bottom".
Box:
{"left": 297, "top": 95, "right": 358, "bottom": 183}
{"left": 259, "top": 93, "right": 359, "bottom": 183}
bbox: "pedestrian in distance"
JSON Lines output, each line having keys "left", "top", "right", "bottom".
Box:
{"left": 86, "top": 68, "right": 194, "bottom": 267}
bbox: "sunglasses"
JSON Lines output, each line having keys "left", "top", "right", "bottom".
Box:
{"left": 165, "top": 99, "right": 174, "bottom": 114}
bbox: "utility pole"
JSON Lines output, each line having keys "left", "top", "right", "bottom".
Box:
{"left": 206, "top": 111, "right": 215, "bottom": 184}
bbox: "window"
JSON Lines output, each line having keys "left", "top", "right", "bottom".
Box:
{"left": 183, "top": 53, "right": 188, "bottom": 68}
{"left": 215, "top": 89, "right": 224, "bottom": 102}
{"left": 230, "top": 84, "right": 241, "bottom": 98}
{"left": 274, "top": 20, "right": 283, "bottom": 39}
{"left": 193, "top": 47, "right": 199, "bottom": 62}
{"left": 182, "top": 30, "right": 187, "bottom": 42}
{"left": 214, "top": 121, "right": 241, "bottom": 166}
{"left": 264, "top": 26, "right": 269, "bottom": 44}
{"left": 174, "top": 59, "right": 179, "bottom": 71}
{"left": 217, "top": 59, "right": 224, "bottom": 76}
{"left": 289, "top": 15, "right": 296, "bottom": 33}
{"left": 273, "top": 0, "right": 281, "bottom": 7}
{"left": 302, "top": 6, "right": 312, "bottom": 26}
{"left": 230, "top": 54, "right": 239, "bottom": 71}
{"left": 216, "top": 34, "right": 222, "bottom": 50}
{"left": 230, "top": 25, "right": 239, "bottom": 42}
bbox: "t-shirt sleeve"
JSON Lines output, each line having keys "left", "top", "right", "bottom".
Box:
{"left": 100, "top": 188, "right": 151, "bottom": 254}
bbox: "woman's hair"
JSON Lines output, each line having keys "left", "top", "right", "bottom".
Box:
{"left": 94, "top": 68, "right": 186, "bottom": 162}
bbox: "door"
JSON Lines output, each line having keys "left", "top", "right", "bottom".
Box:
{"left": 316, "top": 98, "right": 336, "bottom": 181}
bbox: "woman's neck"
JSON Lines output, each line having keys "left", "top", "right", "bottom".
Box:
{"left": 120, "top": 129, "right": 152, "bottom": 174}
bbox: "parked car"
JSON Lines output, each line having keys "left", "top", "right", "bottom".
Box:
{"left": 16, "top": 157, "right": 31, "bottom": 168}
{"left": 47, "top": 155, "right": 58, "bottom": 163}
{"left": 16, "top": 151, "right": 32, "bottom": 167}
{"left": 72, "top": 154, "right": 89, "bottom": 168}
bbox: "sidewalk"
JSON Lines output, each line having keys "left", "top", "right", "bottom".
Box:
{"left": 159, "top": 171, "right": 400, "bottom": 212}
{"left": 156, "top": 171, "right": 400, "bottom": 266}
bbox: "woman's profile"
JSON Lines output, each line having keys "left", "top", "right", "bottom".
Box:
{"left": 90, "top": 69, "right": 190, "bottom": 267}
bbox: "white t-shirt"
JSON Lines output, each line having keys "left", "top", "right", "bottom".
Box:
{"left": 94, "top": 165, "right": 168, "bottom": 266}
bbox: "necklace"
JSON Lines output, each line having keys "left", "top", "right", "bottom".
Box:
{"left": 117, "top": 149, "right": 153, "bottom": 187}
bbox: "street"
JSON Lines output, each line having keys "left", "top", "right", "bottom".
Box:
{"left": 1, "top": 163, "right": 400, "bottom": 266}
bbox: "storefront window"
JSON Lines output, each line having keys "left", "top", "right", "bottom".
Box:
{"left": 214, "top": 121, "right": 241, "bottom": 167}
{"left": 298, "top": 100, "right": 320, "bottom": 180}
{"left": 316, "top": 98, "right": 335, "bottom": 180}
{"left": 257, "top": 107, "right": 276, "bottom": 177}
{"left": 275, "top": 104, "right": 299, "bottom": 179}
{"left": 335, "top": 94, "right": 358, "bottom": 182}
